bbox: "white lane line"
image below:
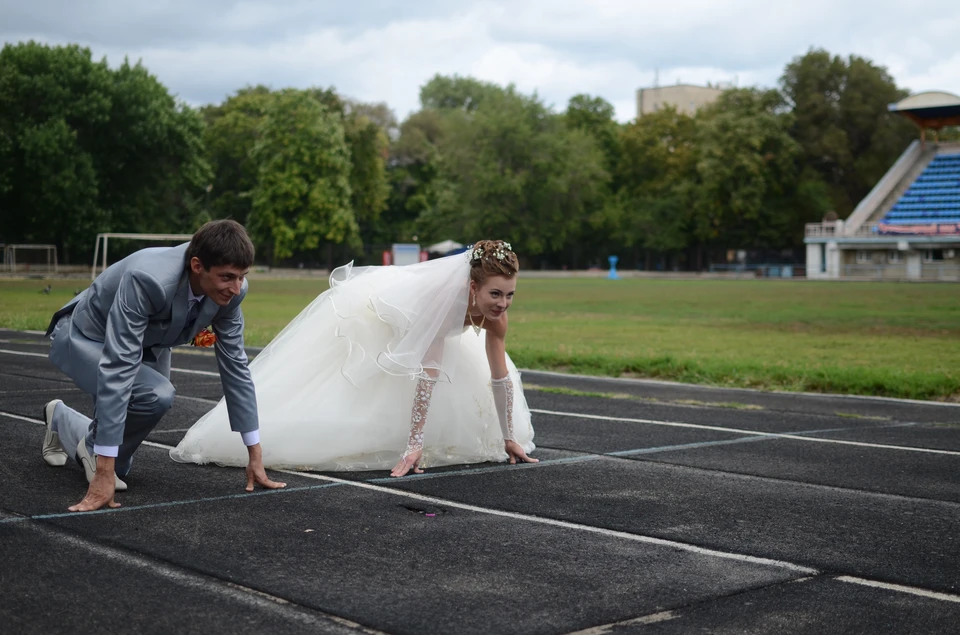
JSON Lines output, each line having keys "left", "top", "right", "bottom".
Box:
{"left": 7, "top": 409, "right": 957, "bottom": 510}
{"left": 25, "top": 524, "right": 388, "bottom": 633}
{"left": 532, "top": 407, "right": 769, "bottom": 437}
{"left": 270, "top": 468, "right": 818, "bottom": 574}
{"left": 532, "top": 409, "right": 960, "bottom": 457}
{"left": 5, "top": 340, "right": 960, "bottom": 409}
{"left": 169, "top": 367, "right": 220, "bottom": 377}
{"left": 0, "top": 411, "right": 41, "bottom": 424}
{"left": 523, "top": 369, "right": 960, "bottom": 409}
{"left": 0, "top": 348, "right": 46, "bottom": 358}
{"left": 773, "top": 432, "right": 960, "bottom": 456}
{"left": 7, "top": 349, "right": 960, "bottom": 440}
{"left": 176, "top": 395, "right": 220, "bottom": 406}
{"left": 0, "top": 411, "right": 187, "bottom": 456}
{"left": 0, "top": 348, "right": 222, "bottom": 377}
{"left": 0, "top": 348, "right": 889, "bottom": 438}
{"left": 565, "top": 573, "right": 960, "bottom": 634}
{"left": 563, "top": 610, "right": 678, "bottom": 634}
{"left": 0, "top": 407, "right": 817, "bottom": 575}
{"left": 3, "top": 347, "right": 956, "bottom": 457}
{"left": 12, "top": 373, "right": 933, "bottom": 463}
{"left": 836, "top": 576, "right": 960, "bottom": 604}
{"left": 8, "top": 409, "right": 960, "bottom": 605}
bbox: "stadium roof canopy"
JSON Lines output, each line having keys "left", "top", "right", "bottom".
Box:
{"left": 888, "top": 91, "right": 960, "bottom": 129}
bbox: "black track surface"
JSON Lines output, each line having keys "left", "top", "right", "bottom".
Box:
{"left": 2, "top": 328, "right": 958, "bottom": 634}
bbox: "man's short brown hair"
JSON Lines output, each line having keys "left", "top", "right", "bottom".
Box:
{"left": 186, "top": 220, "right": 255, "bottom": 270}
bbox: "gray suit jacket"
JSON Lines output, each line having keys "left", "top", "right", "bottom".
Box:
{"left": 47, "top": 243, "right": 258, "bottom": 445}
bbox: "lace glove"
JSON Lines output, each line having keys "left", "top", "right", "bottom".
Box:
{"left": 491, "top": 376, "right": 514, "bottom": 441}
{"left": 403, "top": 376, "right": 437, "bottom": 460}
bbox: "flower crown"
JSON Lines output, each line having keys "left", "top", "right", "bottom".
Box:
{"left": 469, "top": 242, "right": 513, "bottom": 263}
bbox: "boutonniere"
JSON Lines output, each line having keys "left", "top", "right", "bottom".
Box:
{"left": 192, "top": 327, "right": 217, "bottom": 347}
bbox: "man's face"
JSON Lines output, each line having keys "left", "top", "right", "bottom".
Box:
{"left": 189, "top": 257, "right": 248, "bottom": 306}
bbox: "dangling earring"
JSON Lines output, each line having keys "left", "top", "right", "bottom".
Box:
{"left": 469, "top": 291, "right": 484, "bottom": 335}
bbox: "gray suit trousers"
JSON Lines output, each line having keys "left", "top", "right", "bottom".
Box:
{"left": 49, "top": 316, "right": 176, "bottom": 477}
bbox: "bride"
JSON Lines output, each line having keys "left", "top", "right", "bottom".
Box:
{"left": 170, "top": 239, "right": 537, "bottom": 477}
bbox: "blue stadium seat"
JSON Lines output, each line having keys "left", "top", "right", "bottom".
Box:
{"left": 878, "top": 155, "right": 960, "bottom": 233}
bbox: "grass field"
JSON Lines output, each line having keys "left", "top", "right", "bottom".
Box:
{"left": 2, "top": 277, "right": 958, "bottom": 401}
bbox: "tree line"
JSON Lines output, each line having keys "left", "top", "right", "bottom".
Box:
{"left": 0, "top": 41, "right": 925, "bottom": 269}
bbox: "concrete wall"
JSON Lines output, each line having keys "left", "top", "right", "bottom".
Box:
{"left": 825, "top": 242, "right": 841, "bottom": 279}
{"left": 806, "top": 244, "right": 824, "bottom": 279}
{"left": 806, "top": 233, "right": 960, "bottom": 281}
{"left": 833, "top": 247, "right": 960, "bottom": 280}
{"left": 636, "top": 85, "right": 723, "bottom": 118}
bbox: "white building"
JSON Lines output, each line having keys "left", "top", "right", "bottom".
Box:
{"left": 636, "top": 83, "right": 724, "bottom": 118}
{"left": 804, "top": 92, "right": 960, "bottom": 281}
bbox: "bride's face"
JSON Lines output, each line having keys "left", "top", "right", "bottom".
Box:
{"left": 472, "top": 274, "right": 517, "bottom": 321}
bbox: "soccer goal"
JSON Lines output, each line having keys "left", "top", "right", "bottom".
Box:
{"left": 91, "top": 233, "right": 193, "bottom": 280}
{"left": 2, "top": 244, "right": 59, "bottom": 273}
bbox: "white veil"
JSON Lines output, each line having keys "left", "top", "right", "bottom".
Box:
{"left": 249, "top": 251, "right": 472, "bottom": 387}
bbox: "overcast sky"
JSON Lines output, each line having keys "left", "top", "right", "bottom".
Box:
{"left": 3, "top": 0, "right": 958, "bottom": 122}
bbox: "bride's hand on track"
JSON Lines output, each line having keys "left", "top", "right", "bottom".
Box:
{"left": 390, "top": 450, "right": 424, "bottom": 477}
{"left": 505, "top": 440, "right": 538, "bottom": 465}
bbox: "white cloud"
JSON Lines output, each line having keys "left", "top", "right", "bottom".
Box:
{"left": 2, "top": 0, "right": 960, "bottom": 122}
{"left": 896, "top": 52, "right": 960, "bottom": 96}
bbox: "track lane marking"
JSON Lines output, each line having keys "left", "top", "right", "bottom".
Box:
{"left": 7, "top": 409, "right": 960, "bottom": 605}
{"left": 18, "top": 523, "right": 389, "bottom": 633}
{"left": 10, "top": 408, "right": 957, "bottom": 511}
{"left": 532, "top": 408, "right": 960, "bottom": 457}
{"left": 0, "top": 410, "right": 816, "bottom": 574}
{"left": 836, "top": 576, "right": 960, "bottom": 604}
{"left": 5, "top": 346, "right": 953, "bottom": 456}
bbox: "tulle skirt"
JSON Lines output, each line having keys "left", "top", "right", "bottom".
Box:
{"left": 170, "top": 261, "right": 535, "bottom": 471}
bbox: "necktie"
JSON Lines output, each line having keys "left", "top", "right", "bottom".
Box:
{"left": 186, "top": 299, "right": 201, "bottom": 328}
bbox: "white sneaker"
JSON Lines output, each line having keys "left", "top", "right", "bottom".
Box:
{"left": 41, "top": 400, "right": 68, "bottom": 467}
{"left": 76, "top": 438, "right": 128, "bottom": 492}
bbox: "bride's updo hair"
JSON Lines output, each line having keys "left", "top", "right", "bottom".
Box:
{"left": 469, "top": 239, "right": 519, "bottom": 285}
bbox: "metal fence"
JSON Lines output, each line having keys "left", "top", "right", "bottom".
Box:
{"left": 841, "top": 263, "right": 960, "bottom": 281}
{"left": 707, "top": 264, "right": 805, "bottom": 278}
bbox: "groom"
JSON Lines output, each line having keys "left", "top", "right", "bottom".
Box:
{"left": 42, "top": 219, "right": 285, "bottom": 512}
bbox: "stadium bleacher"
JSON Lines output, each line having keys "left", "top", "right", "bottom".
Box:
{"left": 877, "top": 153, "right": 960, "bottom": 234}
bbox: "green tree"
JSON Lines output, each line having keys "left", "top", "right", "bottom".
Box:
{"left": 419, "top": 74, "right": 504, "bottom": 112}
{"left": 780, "top": 48, "right": 915, "bottom": 215}
{"left": 345, "top": 99, "right": 398, "bottom": 137}
{"left": 565, "top": 94, "right": 621, "bottom": 173}
{"left": 0, "top": 41, "right": 209, "bottom": 261}
{"left": 248, "top": 90, "right": 357, "bottom": 263}
{"left": 614, "top": 107, "right": 698, "bottom": 258}
{"left": 380, "top": 109, "right": 447, "bottom": 244}
{"left": 201, "top": 86, "right": 274, "bottom": 226}
{"left": 692, "top": 88, "right": 820, "bottom": 249}
{"left": 386, "top": 75, "right": 504, "bottom": 250}
{"left": 376, "top": 75, "right": 490, "bottom": 246}
{"left": 342, "top": 107, "right": 390, "bottom": 237}
{"left": 305, "top": 90, "right": 392, "bottom": 244}
{"left": 204, "top": 87, "right": 391, "bottom": 250}
{"left": 0, "top": 43, "right": 109, "bottom": 261}
{"left": 563, "top": 94, "right": 623, "bottom": 265}
{"left": 422, "top": 86, "right": 608, "bottom": 255}
{"left": 96, "top": 58, "right": 211, "bottom": 234}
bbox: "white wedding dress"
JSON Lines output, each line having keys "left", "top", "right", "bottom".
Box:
{"left": 170, "top": 252, "right": 535, "bottom": 471}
